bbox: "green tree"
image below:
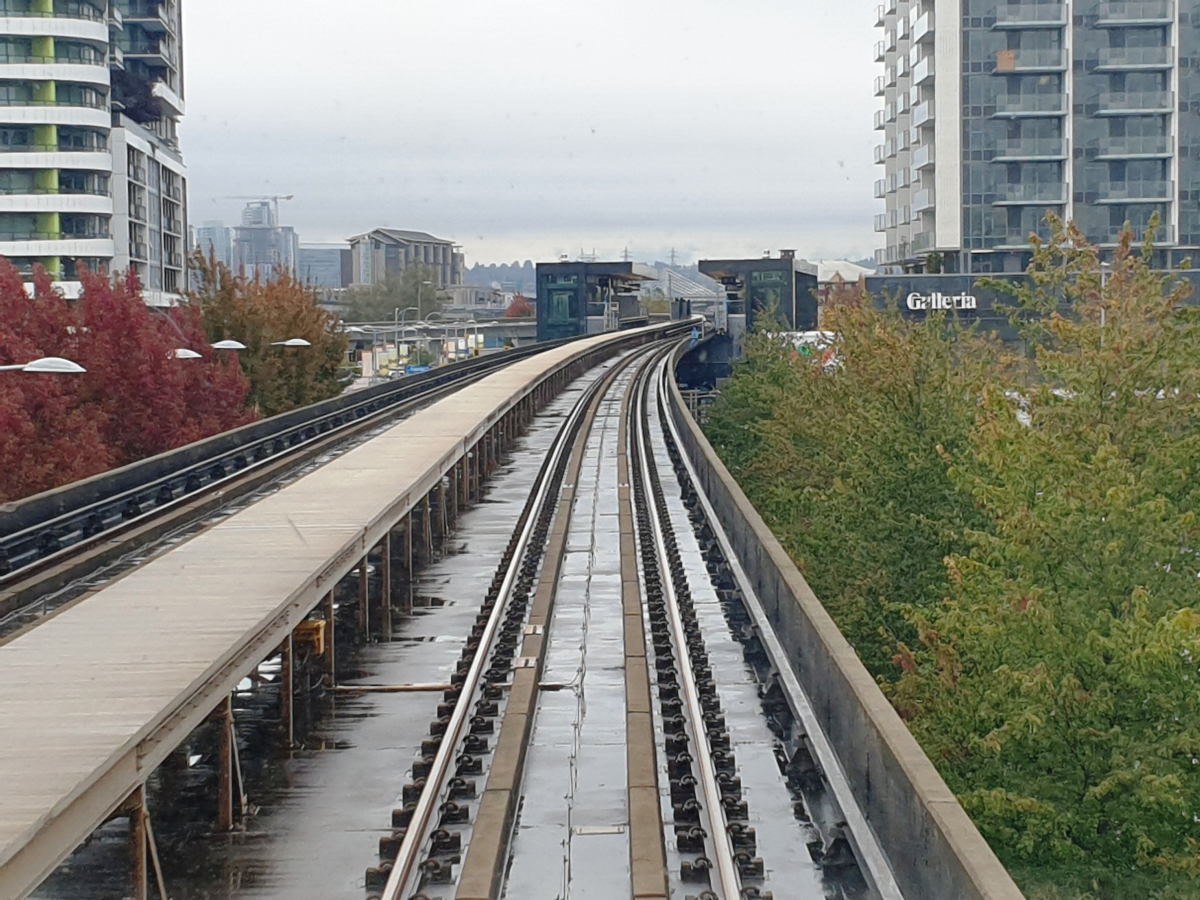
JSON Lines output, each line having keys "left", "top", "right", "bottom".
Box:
{"left": 341, "top": 263, "right": 443, "bottom": 323}
{"left": 706, "top": 217, "right": 1200, "bottom": 896}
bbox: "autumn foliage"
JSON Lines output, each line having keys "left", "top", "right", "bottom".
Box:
{"left": 190, "top": 254, "right": 348, "bottom": 418}
{"left": 504, "top": 293, "right": 534, "bottom": 318}
{"left": 0, "top": 262, "right": 252, "bottom": 503}
{"left": 706, "top": 219, "right": 1200, "bottom": 897}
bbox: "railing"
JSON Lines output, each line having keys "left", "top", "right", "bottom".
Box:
{"left": 875, "top": 40, "right": 886, "bottom": 61}
{"left": 995, "top": 93, "right": 1066, "bottom": 114}
{"left": 912, "top": 100, "right": 933, "bottom": 127}
{"left": 131, "top": 241, "right": 148, "bottom": 260}
{"left": 912, "top": 188, "right": 934, "bottom": 211}
{"left": 874, "top": 143, "right": 887, "bottom": 164}
{"left": 1096, "top": 134, "right": 1172, "bottom": 156}
{"left": 874, "top": 213, "right": 887, "bottom": 232}
{"left": 0, "top": 93, "right": 106, "bottom": 109}
{"left": 1098, "top": 90, "right": 1174, "bottom": 111}
{"left": 913, "top": 230, "right": 934, "bottom": 251}
{"left": 875, "top": 3, "right": 886, "bottom": 26}
{"left": 0, "top": 231, "right": 61, "bottom": 241}
{"left": 995, "top": 183, "right": 1068, "bottom": 203}
{"left": 913, "top": 143, "right": 934, "bottom": 168}
{"left": 993, "top": 3, "right": 1067, "bottom": 25}
{"left": 1097, "top": 0, "right": 1173, "bottom": 22}
{"left": 1002, "top": 48, "right": 1066, "bottom": 70}
{"left": 0, "top": 52, "right": 105, "bottom": 65}
{"left": 1097, "top": 46, "right": 1172, "bottom": 68}
{"left": 1092, "top": 224, "right": 1174, "bottom": 244}
{"left": 913, "top": 10, "right": 933, "bottom": 42}
{"left": 913, "top": 55, "right": 933, "bottom": 84}
{"left": 874, "top": 74, "right": 886, "bottom": 96}
{"left": 0, "top": 1, "right": 105, "bottom": 21}
{"left": 874, "top": 179, "right": 887, "bottom": 199}
{"left": 1095, "top": 180, "right": 1173, "bottom": 201}
{"left": 994, "top": 137, "right": 1067, "bottom": 158}
{"left": 874, "top": 109, "right": 886, "bottom": 130}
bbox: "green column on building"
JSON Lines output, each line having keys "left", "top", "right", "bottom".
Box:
{"left": 30, "top": 68, "right": 61, "bottom": 276}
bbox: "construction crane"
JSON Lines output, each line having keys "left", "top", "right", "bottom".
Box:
{"left": 225, "top": 194, "right": 294, "bottom": 224}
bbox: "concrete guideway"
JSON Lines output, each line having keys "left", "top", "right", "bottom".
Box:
{"left": 0, "top": 322, "right": 690, "bottom": 900}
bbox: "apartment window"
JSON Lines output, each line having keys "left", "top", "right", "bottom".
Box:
{"left": 0, "top": 170, "right": 33, "bottom": 194}
{"left": 60, "top": 214, "right": 110, "bottom": 238}
{"left": 548, "top": 291, "right": 573, "bottom": 322}
{"left": 58, "top": 126, "right": 107, "bottom": 151}
{"left": 0, "top": 82, "right": 33, "bottom": 105}
{"left": 60, "top": 170, "right": 109, "bottom": 195}
{"left": 55, "top": 83, "right": 105, "bottom": 108}
{"left": 0, "top": 126, "right": 32, "bottom": 149}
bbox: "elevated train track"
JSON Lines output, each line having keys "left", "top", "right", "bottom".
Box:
{"left": 0, "top": 322, "right": 1023, "bottom": 900}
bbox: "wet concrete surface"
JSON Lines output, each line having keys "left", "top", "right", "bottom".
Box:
{"left": 503, "top": 362, "right": 636, "bottom": 899}
{"left": 30, "top": 376, "right": 589, "bottom": 900}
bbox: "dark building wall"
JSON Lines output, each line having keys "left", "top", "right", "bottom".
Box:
{"left": 698, "top": 258, "right": 818, "bottom": 330}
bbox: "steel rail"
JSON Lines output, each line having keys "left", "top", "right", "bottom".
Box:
{"left": 378, "top": 346, "right": 651, "bottom": 900}
{"left": 0, "top": 340, "right": 576, "bottom": 578}
{"left": 632, "top": 344, "right": 743, "bottom": 900}
{"left": 654, "top": 354, "right": 906, "bottom": 900}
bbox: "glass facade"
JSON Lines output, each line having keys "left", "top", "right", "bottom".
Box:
{"left": 875, "top": 0, "right": 1200, "bottom": 273}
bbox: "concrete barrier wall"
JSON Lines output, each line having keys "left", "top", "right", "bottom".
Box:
{"left": 666, "top": 372, "right": 1026, "bottom": 900}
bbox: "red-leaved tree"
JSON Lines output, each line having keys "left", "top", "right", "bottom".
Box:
{"left": 0, "top": 262, "right": 253, "bottom": 503}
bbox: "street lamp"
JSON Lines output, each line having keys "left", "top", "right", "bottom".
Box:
{"left": 171, "top": 348, "right": 203, "bottom": 359}
{"left": 0, "top": 356, "right": 86, "bottom": 373}
{"left": 416, "top": 280, "right": 434, "bottom": 318}
{"left": 212, "top": 340, "right": 247, "bottom": 351}
{"left": 395, "top": 305, "right": 418, "bottom": 358}
{"left": 270, "top": 338, "right": 312, "bottom": 347}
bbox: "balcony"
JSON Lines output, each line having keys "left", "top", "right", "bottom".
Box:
{"left": 1097, "top": 91, "right": 1174, "bottom": 113}
{"left": 876, "top": 4, "right": 887, "bottom": 26}
{"left": 165, "top": 252, "right": 183, "bottom": 267}
{"left": 875, "top": 74, "right": 886, "bottom": 96}
{"left": 913, "top": 231, "right": 934, "bottom": 252}
{"left": 1095, "top": 46, "right": 1172, "bottom": 70}
{"left": 1095, "top": 134, "right": 1172, "bottom": 158}
{"left": 912, "top": 188, "right": 935, "bottom": 212}
{"left": 912, "top": 100, "right": 933, "bottom": 127}
{"left": 913, "top": 11, "right": 933, "bottom": 43}
{"left": 109, "top": 46, "right": 124, "bottom": 69}
{"left": 109, "top": 5, "right": 123, "bottom": 28}
{"left": 993, "top": 3, "right": 1067, "bottom": 27}
{"left": 874, "top": 179, "right": 887, "bottom": 199}
{"left": 130, "top": 203, "right": 147, "bottom": 221}
{"left": 994, "top": 94, "right": 1067, "bottom": 116}
{"left": 875, "top": 109, "right": 887, "bottom": 130}
{"left": 993, "top": 137, "right": 1068, "bottom": 160}
{"left": 874, "top": 144, "right": 887, "bottom": 164}
{"left": 1097, "top": 1, "right": 1173, "bottom": 24}
{"left": 913, "top": 143, "right": 934, "bottom": 169}
{"left": 995, "top": 48, "right": 1066, "bottom": 72}
{"left": 3, "top": 1, "right": 106, "bottom": 21}
{"left": 994, "top": 183, "right": 1068, "bottom": 204}
{"left": 885, "top": 29, "right": 897, "bottom": 51}
{"left": 1093, "top": 181, "right": 1173, "bottom": 202}
{"left": 125, "top": 2, "right": 174, "bottom": 34}
{"left": 874, "top": 213, "right": 888, "bottom": 233}
{"left": 913, "top": 55, "right": 934, "bottom": 84}
{"left": 875, "top": 40, "right": 887, "bottom": 62}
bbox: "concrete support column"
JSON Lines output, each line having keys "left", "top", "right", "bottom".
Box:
{"left": 280, "top": 634, "right": 293, "bottom": 748}
{"left": 129, "top": 785, "right": 148, "bottom": 900}
{"left": 358, "top": 556, "right": 370, "bottom": 642}
{"left": 423, "top": 495, "right": 433, "bottom": 560}
{"left": 323, "top": 591, "right": 336, "bottom": 688}
{"left": 217, "top": 696, "right": 234, "bottom": 831}
{"left": 381, "top": 532, "right": 393, "bottom": 640}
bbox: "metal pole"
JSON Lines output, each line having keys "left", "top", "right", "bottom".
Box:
{"left": 381, "top": 533, "right": 393, "bottom": 641}
{"left": 217, "top": 696, "right": 234, "bottom": 830}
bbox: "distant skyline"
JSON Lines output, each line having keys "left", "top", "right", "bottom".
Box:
{"left": 183, "top": 0, "right": 879, "bottom": 267}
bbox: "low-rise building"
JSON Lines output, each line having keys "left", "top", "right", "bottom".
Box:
{"left": 348, "top": 228, "right": 465, "bottom": 288}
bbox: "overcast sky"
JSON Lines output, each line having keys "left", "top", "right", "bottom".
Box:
{"left": 182, "top": 0, "right": 879, "bottom": 266}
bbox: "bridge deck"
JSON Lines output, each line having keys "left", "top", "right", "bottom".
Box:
{"left": 0, "top": 332, "right": 623, "bottom": 897}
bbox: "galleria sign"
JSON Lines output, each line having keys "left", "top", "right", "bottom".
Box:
{"left": 906, "top": 291, "right": 979, "bottom": 311}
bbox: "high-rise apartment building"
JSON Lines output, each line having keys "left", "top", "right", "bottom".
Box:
{"left": 233, "top": 200, "right": 298, "bottom": 281}
{"left": 874, "top": 0, "right": 1199, "bottom": 274}
{"left": 0, "top": 0, "right": 186, "bottom": 303}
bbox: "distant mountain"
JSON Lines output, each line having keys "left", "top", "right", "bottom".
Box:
{"left": 466, "top": 261, "right": 536, "bottom": 294}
